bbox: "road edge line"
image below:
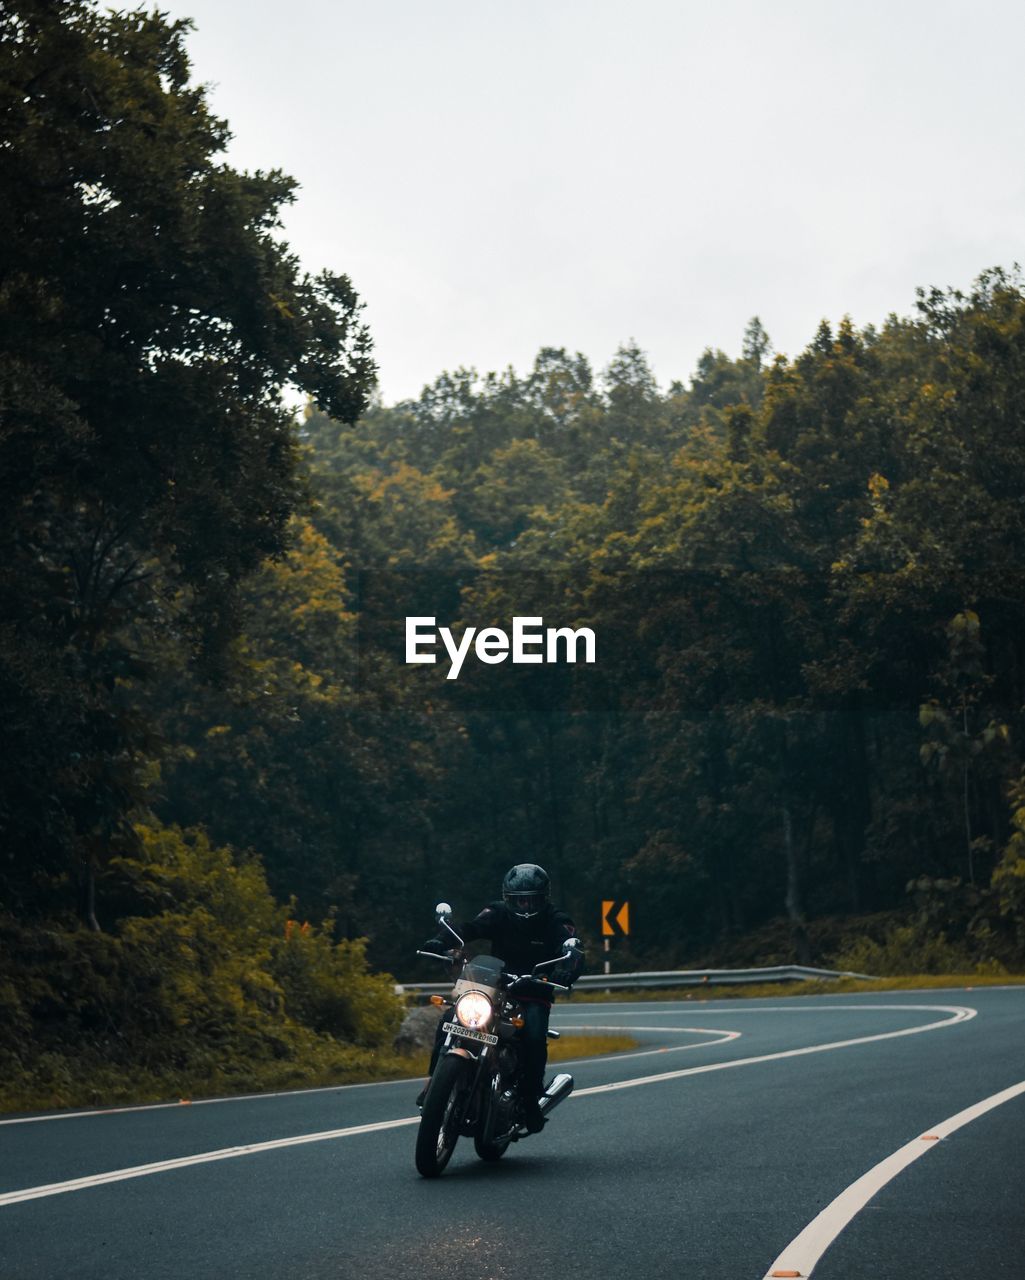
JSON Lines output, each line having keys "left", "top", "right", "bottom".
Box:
{"left": 571, "top": 1004, "right": 974, "bottom": 1098}
{"left": 760, "top": 1075, "right": 1025, "bottom": 1279}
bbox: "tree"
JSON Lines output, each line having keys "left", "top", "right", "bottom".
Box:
{"left": 0, "top": 2, "right": 375, "bottom": 920}
{"left": 461, "top": 439, "right": 569, "bottom": 548}
{"left": 742, "top": 316, "right": 772, "bottom": 370}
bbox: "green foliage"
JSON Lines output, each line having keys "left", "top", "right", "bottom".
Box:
{"left": 992, "top": 772, "right": 1025, "bottom": 953}
{"left": 0, "top": 821, "right": 402, "bottom": 1111}
{"left": 828, "top": 924, "right": 981, "bottom": 976}
{"left": 0, "top": 0, "right": 374, "bottom": 921}
{"left": 246, "top": 278, "right": 1025, "bottom": 983}
{"left": 271, "top": 924, "right": 401, "bottom": 1046}
{"left": 460, "top": 439, "right": 570, "bottom": 547}
{"left": 9, "top": 12, "right": 1025, "bottom": 1100}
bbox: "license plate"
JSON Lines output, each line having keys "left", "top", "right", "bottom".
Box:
{"left": 451, "top": 1026, "right": 498, "bottom": 1046}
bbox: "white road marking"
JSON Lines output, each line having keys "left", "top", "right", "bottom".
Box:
{"left": 761, "top": 1076, "right": 1025, "bottom": 1279}
{"left": 557, "top": 1024, "right": 740, "bottom": 1034}
{"left": 556, "top": 1004, "right": 952, "bottom": 1017}
{"left": 0, "top": 1116, "right": 420, "bottom": 1207}
{"left": 2, "top": 1005, "right": 947, "bottom": 1127}
{"left": 0, "top": 1028, "right": 733, "bottom": 1129}
{"left": 570, "top": 1005, "right": 974, "bottom": 1098}
{"left": 0, "top": 1076, "right": 426, "bottom": 1128}
{"left": 552, "top": 1027, "right": 741, "bottom": 1067}
{"left": 0, "top": 1004, "right": 973, "bottom": 1208}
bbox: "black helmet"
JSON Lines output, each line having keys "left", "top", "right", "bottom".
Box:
{"left": 502, "top": 863, "right": 550, "bottom": 918}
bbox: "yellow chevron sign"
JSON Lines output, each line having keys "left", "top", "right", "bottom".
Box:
{"left": 601, "top": 900, "right": 630, "bottom": 937}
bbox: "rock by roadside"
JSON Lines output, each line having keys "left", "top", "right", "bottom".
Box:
{"left": 393, "top": 1003, "right": 445, "bottom": 1055}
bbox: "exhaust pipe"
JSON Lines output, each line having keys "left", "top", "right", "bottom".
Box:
{"left": 538, "top": 1072, "right": 574, "bottom": 1115}
{"left": 502, "top": 1073, "right": 576, "bottom": 1141}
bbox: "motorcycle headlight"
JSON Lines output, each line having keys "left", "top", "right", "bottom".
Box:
{"left": 455, "top": 991, "right": 493, "bottom": 1030}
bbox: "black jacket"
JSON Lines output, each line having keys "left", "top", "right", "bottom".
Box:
{"left": 452, "top": 900, "right": 583, "bottom": 1000}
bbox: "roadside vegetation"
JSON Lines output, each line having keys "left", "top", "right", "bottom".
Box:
{"left": 0, "top": 1026, "right": 637, "bottom": 1117}
{"left": 0, "top": 818, "right": 635, "bottom": 1114}
{"left": 388, "top": 1032, "right": 639, "bottom": 1084}
{"left": 6, "top": 3, "right": 1025, "bottom": 1114}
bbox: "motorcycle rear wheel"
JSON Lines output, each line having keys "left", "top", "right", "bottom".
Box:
{"left": 473, "top": 1080, "right": 512, "bottom": 1162}
{"left": 473, "top": 1129, "right": 511, "bottom": 1162}
{"left": 415, "top": 1054, "right": 472, "bottom": 1177}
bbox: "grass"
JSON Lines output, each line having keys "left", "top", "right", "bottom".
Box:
{"left": 396, "top": 1033, "right": 638, "bottom": 1079}
{"left": 572, "top": 972, "right": 1025, "bottom": 1003}
{"left": 548, "top": 1033, "right": 636, "bottom": 1060}
{"left": 0, "top": 1033, "right": 638, "bottom": 1117}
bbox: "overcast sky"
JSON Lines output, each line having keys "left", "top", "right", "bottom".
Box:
{"left": 160, "top": 0, "right": 1025, "bottom": 405}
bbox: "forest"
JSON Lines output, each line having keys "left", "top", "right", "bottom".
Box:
{"left": 4, "top": 1, "right": 1025, "bottom": 1108}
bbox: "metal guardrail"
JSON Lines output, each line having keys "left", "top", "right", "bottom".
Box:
{"left": 397, "top": 964, "right": 877, "bottom": 996}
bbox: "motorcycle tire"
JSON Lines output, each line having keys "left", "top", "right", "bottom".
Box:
{"left": 473, "top": 1080, "right": 512, "bottom": 1163}
{"left": 415, "top": 1053, "right": 472, "bottom": 1177}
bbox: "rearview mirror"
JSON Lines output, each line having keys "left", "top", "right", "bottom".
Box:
{"left": 563, "top": 936, "right": 582, "bottom": 952}
{"left": 435, "top": 902, "right": 464, "bottom": 948}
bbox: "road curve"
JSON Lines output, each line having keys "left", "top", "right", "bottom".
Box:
{"left": 2, "top": 987, "right": 1023, "bottom": 1279}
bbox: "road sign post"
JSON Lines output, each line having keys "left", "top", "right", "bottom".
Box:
{"left": 601, "top": 899, "right": 630, "bottom": 974}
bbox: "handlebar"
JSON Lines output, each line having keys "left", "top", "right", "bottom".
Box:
{"left": 414, "top": 950, "right": 572, "bottom": 992}
{"left": 505, "top": 972, "right": 571, "bottom": 994}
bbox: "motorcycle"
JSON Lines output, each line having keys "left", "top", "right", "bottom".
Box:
{"left": 414, "top": 901, "right": 581, "bottom": 1178}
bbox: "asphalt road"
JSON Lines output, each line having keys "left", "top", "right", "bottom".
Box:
{"left": 2, "top": 988, "right": 1024, "bottom": 1279}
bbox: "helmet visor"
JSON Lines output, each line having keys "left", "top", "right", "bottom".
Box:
{"left": 505, "top": 892, "right": 546, "bottom": 917}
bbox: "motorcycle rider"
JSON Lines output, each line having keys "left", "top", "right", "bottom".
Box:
{"left": 418, "top": 863, "right": 584, "bottom": 1133}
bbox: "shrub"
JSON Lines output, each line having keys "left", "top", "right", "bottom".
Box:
{"left": 270, "top": 920, "right": 401, "bottom": 1046}
{"left": 828, "top": 923, "right": 980, "bottom": 976}
{"left": 0, "top": 820, "right": 403, "bottom": 1110}
{"left": 993, "top": 772, "right": 1025, "bottom": 958}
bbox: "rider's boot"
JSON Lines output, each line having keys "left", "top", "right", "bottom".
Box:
{"left": 521, "top": 1095, "right": 545, "bottom": 1133}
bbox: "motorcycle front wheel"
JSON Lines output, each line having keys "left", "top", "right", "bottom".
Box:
{"left": 415, "top": 1053, "right": 472, "bottom": 1177}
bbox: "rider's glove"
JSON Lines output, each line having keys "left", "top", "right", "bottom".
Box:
{"left": 551, "top": 945, "right": 584, "bottom": 988}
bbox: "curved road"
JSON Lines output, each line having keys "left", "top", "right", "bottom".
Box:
{"left": 2, "top": 987, "right": 1024, "bottom": 1278}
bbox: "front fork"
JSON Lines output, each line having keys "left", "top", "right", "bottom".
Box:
{"left": 440, "top": 1037, "right": 493, "bottom": 1133}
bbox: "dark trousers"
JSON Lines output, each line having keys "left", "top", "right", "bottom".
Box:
{"left": 428, "top": 1000, "right": 551, "bottom": 1098}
